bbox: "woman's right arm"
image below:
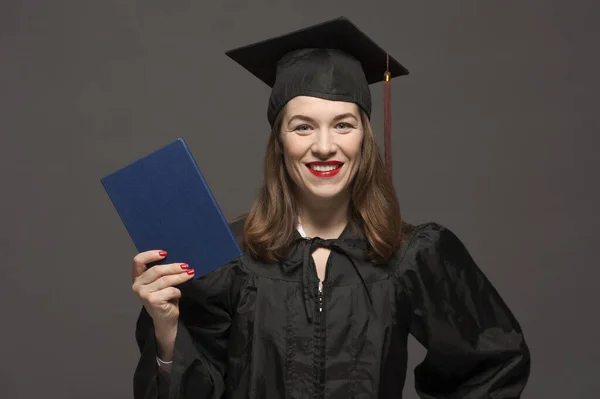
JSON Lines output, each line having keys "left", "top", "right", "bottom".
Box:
{"left": 131, "top": 250, "right": 237, "bottom": 399}
{"left": 131, "top": 250, "right": 193, "bottom": 397}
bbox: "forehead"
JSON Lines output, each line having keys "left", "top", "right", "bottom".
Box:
{"left": 283, "top": 96, "right": 360, "bottom": 119}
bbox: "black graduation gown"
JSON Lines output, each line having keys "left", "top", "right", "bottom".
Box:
{"left": 133, "top": 222, "right": 531, "bottom": 398}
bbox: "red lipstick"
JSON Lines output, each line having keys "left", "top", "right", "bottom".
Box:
{"left": 305, "top": 161, "right": 343, "bottom": 178}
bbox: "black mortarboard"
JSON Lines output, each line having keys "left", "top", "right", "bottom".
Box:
{"left": 225, "top": 16, "right": 409, "bottom": 179}
{"left": 225, "top": 16, "right": 408, "bottom": 126}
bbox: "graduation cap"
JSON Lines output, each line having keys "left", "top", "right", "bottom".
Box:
{"left": 225, "top": 16, "right": 409, "bottom": 180}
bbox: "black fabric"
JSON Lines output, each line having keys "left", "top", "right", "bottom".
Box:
{"left": 134, "top": 221, "right": 531, "bottom": 398}
{"left": 225, "top": 16, "right": 409, "bottom": 126}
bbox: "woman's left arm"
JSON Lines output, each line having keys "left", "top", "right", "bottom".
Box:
{"left": 406, "top": 224, "right": 531, "bottom": 398}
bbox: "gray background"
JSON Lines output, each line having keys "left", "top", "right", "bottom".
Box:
{"left": 1, "top": 0, "right": 598, "bottom": 398}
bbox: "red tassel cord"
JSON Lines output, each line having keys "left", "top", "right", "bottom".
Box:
{"left": 383, "top": 53, "right": 392, "bottom": 181}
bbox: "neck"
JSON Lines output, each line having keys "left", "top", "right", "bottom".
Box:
{"left": 297, "top": 192, "right": 351, "bottom": 239}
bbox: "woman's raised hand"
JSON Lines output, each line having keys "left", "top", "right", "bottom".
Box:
{"left": 131, "top": 250, "right": 194, "bottom": 360}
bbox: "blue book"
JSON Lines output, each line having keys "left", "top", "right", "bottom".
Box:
{"left": 100, "top": 137, "right": 243, "bottom": 281}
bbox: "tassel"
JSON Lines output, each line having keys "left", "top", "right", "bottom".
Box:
{"left": 383, "top": 53, "right": 392, "bottom": 182}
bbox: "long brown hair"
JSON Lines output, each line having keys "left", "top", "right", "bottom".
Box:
{"left": 238, "top": 106, "right": 410, "bottom": 263}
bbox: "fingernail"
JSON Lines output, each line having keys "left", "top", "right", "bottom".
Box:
{"left": 159, "top": 251, "right": 167, "bottom": 257}
{"left": 186, "top": 269, "right": 195, "bottom": 275}
{"left": 180, "top": 263, "right": 189, "bottom": 270}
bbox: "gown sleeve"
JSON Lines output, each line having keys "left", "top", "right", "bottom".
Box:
{"left": 405, "top": 223, "right": 531, "bottom": 398}
{"left": 133, "top": 258, "right": 248, "bottom": 399}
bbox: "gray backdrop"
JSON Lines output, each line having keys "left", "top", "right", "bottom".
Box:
{"left": 1, "top": 0, "right": 598, "bottom": 398}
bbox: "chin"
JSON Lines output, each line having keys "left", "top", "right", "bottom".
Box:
{"left": 306, "top": 186, "right": 348, "bottom": 201}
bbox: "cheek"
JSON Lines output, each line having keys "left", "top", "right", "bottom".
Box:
{"left": 346, "top": 137, "right": 363, "bottom": 163}
{"left": 345, "top": 138, "right": 363, "bottom": 176}
{"left": 282, "top": 138, "right": 306, "bottom": 163}
{"left": 284, "top": 155, "right": 300, "bottom": 176}
{"left": 281, "top": 142, "right": 304, "bottom": 177}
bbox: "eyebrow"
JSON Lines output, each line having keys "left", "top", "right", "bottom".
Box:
{"left": 287, "top": 112, "right": 359, "bottom": 125}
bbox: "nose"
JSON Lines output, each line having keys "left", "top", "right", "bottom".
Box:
{"left": 311, "top": 128, "right": 336, "bottom": 157}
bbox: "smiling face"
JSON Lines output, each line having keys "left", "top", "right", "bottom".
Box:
{"left": 279, "top": 96, "right": 364, "bottom": 205}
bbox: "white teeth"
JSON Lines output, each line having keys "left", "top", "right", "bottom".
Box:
{"left": 310, "top": 165, "right": 339, "bottom": 172}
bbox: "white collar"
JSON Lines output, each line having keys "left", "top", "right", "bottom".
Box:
{"left": 297, "top": 216, "right": 306, "bottom": 238}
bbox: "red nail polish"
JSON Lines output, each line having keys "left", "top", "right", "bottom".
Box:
{"left": 180, "top": 263, "right": 189, "bottom": 270}
{"left": 159, "top": 251, "right": 167, "bottom": 257}
{"left": 186, "top": 269, "right": 195, "bottom": 275}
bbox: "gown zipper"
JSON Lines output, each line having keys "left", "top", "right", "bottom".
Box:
{"left": 315, "top": 282, "right": 325, "bottom": 398}
{"left": 318, "top": 283, "right": 323, "bottom": 312}
{"left": 307, "top": 237, "right": 327, "bottom": 398}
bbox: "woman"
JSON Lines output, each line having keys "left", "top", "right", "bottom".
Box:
{"left": 131, "top": 17, "right": 531, "bottom": 398}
